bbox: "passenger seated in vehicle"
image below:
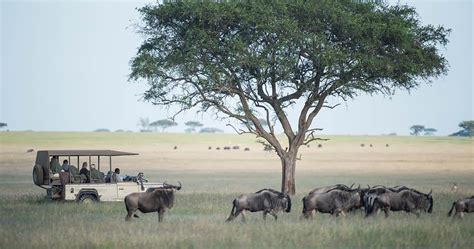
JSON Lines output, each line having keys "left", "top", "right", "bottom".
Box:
{"left": 90, "top": 164, "right": 104, "bottom": 183}
{"left": 49, "top": 156, "right": 61, "bottom": 174}
{"left": 61, "top": 160, "right": 70, "bottom": 172}
{"left": 79, "top": 162, "right": 90, "bottom": 183}
{"left": 111, "top": 168, "right": 123, "bottom": 183}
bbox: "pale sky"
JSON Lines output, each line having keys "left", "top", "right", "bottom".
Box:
{"left": 1, "top": 0, "right": 472, "bottom": 135}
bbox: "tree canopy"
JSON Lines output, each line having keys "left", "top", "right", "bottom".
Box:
{"left": 150, "top": 119, "right": 178, "bottom": 132}
{"left": 0, "top": 123, "right": 7, "bottom": 129}
{"left": 130, "top": 0, "right": 450, "bottom": 194}
{"left": 410, "top": 125, "right": 425, "bottom": 136}
{"left": 423, "top": 127, "right": 437, "bottom": 136}
{"left": 451, "top": 120, "right": 474, "bottom": 137}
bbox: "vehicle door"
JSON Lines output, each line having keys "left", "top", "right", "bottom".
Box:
{"left": 116, "top": 182, "right": 140, "bottom": 201}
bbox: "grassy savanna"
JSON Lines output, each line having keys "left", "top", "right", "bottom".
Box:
{"left": 0, "top": 132, "right": 473, "bottom": 248}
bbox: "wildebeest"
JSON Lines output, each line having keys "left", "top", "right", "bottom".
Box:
{"left": 302, "top": 186, "right": 361, "bottom": 219}
{"left": 223, "top": 146, "right": 231, "bottom": 150}
{"left": 226, "top": 188, "right": 291, "bottom": 222}
{"left": 448, "top": 196, "right": 474, "bottom": 218}
{"left": 124, "top": 182, "right": 182, "bottom": 222}
{"left": 367, "top": 189, "right": 433, "bottom": 217}
{"left": 361, "top": 185, "right": 411, "bottom": 215}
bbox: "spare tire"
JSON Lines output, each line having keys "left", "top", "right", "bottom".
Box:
{"left": 32, "top": 164, "right": 44, "bottom": 185}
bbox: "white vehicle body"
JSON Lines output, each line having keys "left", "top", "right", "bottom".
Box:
{"left": 64, "top": 182, "right": 164, "bottom": 202}
{"left": 32, "top": 150, "right": 164, "bottom": 202}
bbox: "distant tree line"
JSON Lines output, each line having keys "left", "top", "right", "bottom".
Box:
{"left": 137, "top": 118, "right": 223, "bottom": 133}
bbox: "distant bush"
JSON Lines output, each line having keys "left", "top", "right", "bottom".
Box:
{"left": 199, "top": 127, "right": 223, "bottom": 133}
{"left": 94, "top": 128, "right": 110, "bottom": 132}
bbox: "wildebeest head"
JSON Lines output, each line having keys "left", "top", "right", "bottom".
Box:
{"left": 282, "top": 194, "right": 292, "bottom": 212}
{"left": 415, "top": 189, "right": 433, "bottom": 213}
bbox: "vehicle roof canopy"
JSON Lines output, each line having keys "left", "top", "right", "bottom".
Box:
{"left": 40, "top": 150, "right": 139, "bottom": 157}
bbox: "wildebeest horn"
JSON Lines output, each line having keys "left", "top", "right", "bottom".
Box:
{"left": 428, "top": 189, "right": 432, "bottom": 195}
{"left": 350, "top": 183, "right": 354, "bottom": 188}
{"left": 367, "top": 184, "right": 371, "bottom": 189}
{"left": 176, "top": 181, "right": 182, "bottom": 190}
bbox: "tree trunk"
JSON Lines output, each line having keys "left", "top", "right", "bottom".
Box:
{"left": 280, "top": 153, "right": 296, "bottom": 195}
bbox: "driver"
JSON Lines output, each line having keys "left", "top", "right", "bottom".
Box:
{"left": 111, "top": 168, "right": 123, "bottom": 183}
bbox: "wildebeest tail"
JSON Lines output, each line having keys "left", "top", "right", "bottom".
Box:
{"left": 447, "top": 202, "right": 456, "bottom": 217}
{"left": 365, "top": 196, "right": 378, "bottom": 216}
{"left": 226, "top": 199, "right": 237, "bottom": 221}
{"left": 285, "top": 195, "right": 292, "bottom": 212}
{"left": 302, "top": 197, "right": 307, "bottom": 213}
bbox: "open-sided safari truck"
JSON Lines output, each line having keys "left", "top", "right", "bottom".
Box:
{"left": 32, "top": 150, "right": 163, "bottom": 202}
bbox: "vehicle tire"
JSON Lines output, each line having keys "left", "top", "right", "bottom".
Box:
{"left": 32, "top": 165, "right": 44, "bottom": 185}
{"left": 78, "top": 194, "right": 98, "bottom": 204}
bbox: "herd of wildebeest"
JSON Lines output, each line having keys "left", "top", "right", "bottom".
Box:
{"left": 123, "top": 183, "right": 473, "bottom": 222}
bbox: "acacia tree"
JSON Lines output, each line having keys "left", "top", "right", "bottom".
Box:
{"left": 458, "top": 120, "right": 474, "bottom": 137}
{"left": 150, "top": 119, "right": 178, "bottom": 132}
{"left": 130, "top": 1, "right": 449, "bottom": 194}
{"left": 185, "top": 121, "right": 204, "bottom": 132}
{"left": 410, "top": 125, "right": 425, "bottom": 136}
{"left": 423, "top": 128, "right": 437, "bottom": 136}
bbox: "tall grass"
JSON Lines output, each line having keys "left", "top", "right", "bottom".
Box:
{"left": 0, "top": 132, "right": 473, "bottom": 248}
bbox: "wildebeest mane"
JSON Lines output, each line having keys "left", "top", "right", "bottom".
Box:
{"left": 151, "top": 189, "right": 175, "bottom": 208}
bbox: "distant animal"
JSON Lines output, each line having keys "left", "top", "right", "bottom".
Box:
{"left": 124, "top": 182, "right": 182, "bottom": 222}
{"left": 302, "top": 187, "right": 361, "bottom": 219}
{"left": 369, "top": 144, "right": 373, "bottom": 147}
{"left": 360, "top": 144, "right": 365, "bottom": 147}
{"left": 385, "top": 144, "right": 389, "bottom": 147}
{"left": 244, "top": 147, "right": 250, "bottom": 151}
{"left": 318, "top": 144, "right": 323, "bottom": 148}
{"left": 232, "top": 146, "right": 240, "bottom": 150}
{"left": 226, "top": 188, "right": 291, "bottom": 222}
{"left": 451, "top": 183, "right": 458, "bottom": 192}
{"left": 448, "top": 196, "right": 474, "bottom": 218}
{"left": 173, "top": 146, "right": 178, "bottom": 150}
{"left": 216, "top": 147, "right": 221, "bottom": 150}
{"left": 306, "top": 144, "right": 310, "bottom": 148}
{"left": 208, "top": 146, "right": 212, "bottom": 150}
{"left": 367, "top": 189, "right": 433, "bottom": 217}
{"left": 223, "top": 146, "right": 231, "bottom": 150}
{"left": 26, "top": 149, "right": 34, "bottom": 153}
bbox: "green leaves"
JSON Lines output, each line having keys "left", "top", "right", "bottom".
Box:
{"left": 130, "top": 0, "right": 449, "bottom": 137}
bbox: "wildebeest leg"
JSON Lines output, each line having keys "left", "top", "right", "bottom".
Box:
{"left": 268, "top": 210, "right": 278, "bottom": 220}
{"left": 459, "top": 212, "right": 464, "bottom": 219}
{"left": 340, "top": 211, "right": 346, "bottom": 217}
{"left": 125, "top": 209, "right": 136, "bottom": 221}
{"left": 411, "top": 210, "right": 420, "bottom": 217}
{"left": 158, "top": 210, "right": 164, "bottom": 222}
{"left": 263, "top": 211, "right": 267, "bottom": 221}
{"left": 383, "top": 208, "right": 390, "bottom": 218}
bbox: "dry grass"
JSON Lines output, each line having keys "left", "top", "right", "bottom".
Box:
{"left": 0, "top": 132, "right": 473, "bottom": 248}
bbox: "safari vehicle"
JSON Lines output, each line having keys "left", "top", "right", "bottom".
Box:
{"left": 32, "top": 150, "right": 163, "bottom": 202}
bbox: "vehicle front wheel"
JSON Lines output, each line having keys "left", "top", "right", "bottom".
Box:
{"left": 78, "top": 194, "right": 98, "bottom": 204}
